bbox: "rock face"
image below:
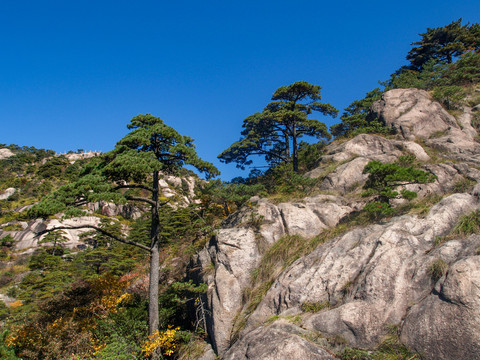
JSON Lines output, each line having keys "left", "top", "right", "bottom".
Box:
{"left": 371, "top": 88, "right": 480, "bottom": 163}
{"left": 0, "top": 148, "right": 14, "bottom": 160}
{"left": 224, "top": 321, "right": 336, "bottom": 360}
{"left": 0, "top": 216, "right": 101, "bottom": 254}
{"left": 192, "top": 196, "right": 358, "bottom": 354}
{"left": 192, "top": 88, "right": 480, "bottom": 359}
{"left": 0, "top": 188, "right": 16, "bottom": 200}
{"left": 246, "top": 194, "right": 478, "bottom": 349}
{"left": 62, "top": 151, "right": 102, "bottom": 163}
{"left": 401, "top": 255, "right": 480, "bottom": 360}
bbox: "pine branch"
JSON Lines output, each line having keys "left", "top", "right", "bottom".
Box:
{"left": 36, "top": 225, "right": 151, "bottom": 252}
{"left": 114, "top": 184, "right": 154, "bottom": 193}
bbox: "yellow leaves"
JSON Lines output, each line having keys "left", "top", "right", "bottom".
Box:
{"left": 90, "top": 338, "right": 107, "bottom": 355}
{"left": 142, "top": 326, "right": 180, "bottom": 357}
{"left": 98, "top": 292, "right": 133, "bottom": 313}
{"left": 9, "top": 299, "right": 23, "bottom": 308}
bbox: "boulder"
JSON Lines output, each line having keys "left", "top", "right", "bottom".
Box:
{"left": 370, "top": 88, "right": 460, "bottom": 140}
{"left": 7, "top": 216, "right": 101, "bottom": 253}
{"left": 371, "top": 88, "right": 480, "bottom": 163}
{"left": 224, "top": 321, "right": 335, "bottom": 360}
{"left": 401, "top": 255, "right": 480, "bottom": 360}
{"left": 0, "top": 188, "right": 16, "bottom": 200}
{"left": 0, "top": 148, "right": 14, "bottom": 160}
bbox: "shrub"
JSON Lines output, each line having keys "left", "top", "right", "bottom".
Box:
{"left": 428, "top": 259, "right": 448, "bottom": 282}
{"left": 432, "top": 85, "right": 465, "bottom": 110}
{"left": 452, "top": 210, "right": 480, "bottom": 236}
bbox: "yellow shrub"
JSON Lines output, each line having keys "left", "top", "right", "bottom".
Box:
{"left": 142, "top": 326, "right": 180, "bottom": 357}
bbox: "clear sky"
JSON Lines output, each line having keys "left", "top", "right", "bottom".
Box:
{"left": 1, "top": 0, "right": 479, "bottom": 180}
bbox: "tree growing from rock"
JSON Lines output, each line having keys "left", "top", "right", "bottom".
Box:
{"left": 362, "top": 155, "right": 436, "bottom": 219}
{"left": 219, "top": 81, "right": 338, "bottom": 172}
{"left": 330, "top": 88, "right": 389, "bottom": 138}
{"left": 32, "top": 114, "right": 219, "bottom": 335}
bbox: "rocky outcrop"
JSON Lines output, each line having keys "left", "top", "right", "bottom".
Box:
{"left": 401, "top": 254, "right": 480, "bottom": 360}
{"left": 371, "top": 88, "right": 480, "bottom": 163}
{"left": 224, "top": 321, "right": 336, "bottom": 360}
{"left": 192, "top": 196, "right": 358, "bottom": 354}
{"left": 62, "top": 151, "right": 102, "bottom": 163}
{"left": 0, "top": 216, "right": 101, "bottom": 254}
{"left": 0, "top": 148, "right": 14, "bottom": 160}
{"left": 0, "top": 188, "right": 16, "bottom": 200}
{"left": 245, "top": 194, "right": 478, "bottom": 349}
{"left": 192, "top": 88, "right": 480, "bottom": 359}
{"left": 88, "top": 201, "right": 143, "bottom": 219}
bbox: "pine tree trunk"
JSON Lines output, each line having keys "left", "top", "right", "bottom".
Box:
{"left": 148, "top": 170, "right": 160, "bottom": 335}
{"left": 148, "top": 240, "right": 160, "bottom": 335}
{"left": 292, "top": 124, "right": 298, "bottom": 172}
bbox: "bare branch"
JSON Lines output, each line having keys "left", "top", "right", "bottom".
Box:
{"left": 36, "top": 225, "right": 151, "bottom": 252}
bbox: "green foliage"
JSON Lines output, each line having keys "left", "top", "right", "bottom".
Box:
{"left": 38, "top": 229, "right": 69, "bottom": 255}
{"left": 452, "top": 209, "right": 480, "bottom": 236}
{"left": 330, "top": 88, "right": 392, "bottom": 138}
{"left": 219, "top": 81, "right": 337, "bottom": 172}
{"left": 297, "top": 140, "right": 327, "bottom": 172}
{"left": 37, "top": 156, "right": 70, "bottom": 179}
{"left": 105, "top": 114, "right": 219, "bottom": 181}
{"left": 428, "top": 259, "right": 448, "bottom": 282}
{"left": 0, "top": 331, "right": 20, "bottom": 360}
{"left": 362, "top": 156, "right": 436, "bottom": 219}
{"left": 300, "top": 300, "right": 330, "bottom": 313}
{"left": 196, "top": 179, "right": 266, "bottom": 217}
{"left": 382, "top": 59, "right": 449, "bottom": 91}
{"left": 432, "top": 85, "right": 465, "bottom": 109}
{"left": 406, "top": 19, "right": 478, "bottom": 69}
{"left": 75, "top": 219, "right": 141, "bottom": 277}
{"left": 363, "top": 201, "right": 396, "bottom": 221}
{"left": 244, "top": 162, "right": 319, "bottom": 200}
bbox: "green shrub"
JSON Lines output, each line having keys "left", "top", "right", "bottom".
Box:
{"left": 432, "top": 85, "right": 465, "bottom": 110}
{"left": 428, "top": 259, "right": 448, "bottom": 282}
{"left": 452, "top": 210, "right": 480, "bottom": 236}
{"left": 301, "top": 300, "right": 330, "bottom": 313}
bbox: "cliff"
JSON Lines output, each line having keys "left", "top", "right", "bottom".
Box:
{"left": 191, "top": 88, "right": 480, "bottom": 360}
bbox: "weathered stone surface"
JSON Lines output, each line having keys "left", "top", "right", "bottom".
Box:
{"left": 371, "top": 88, "right": 480, "bottom": 163}
{"left": 0, "top": 148, "right": 14, "bottom": 160}
{"left": 193, "top": 195, "right": 357, "bottom": 355}
{"left": 63, "top": 151, "right": 102, "bottom": 163}
{"left": 370, "top": 88, "right": 460, "bottom": 140}
{"left": 244, "top": 194, "right": 478, "bottom": 349}
{"left": 224, "top": 321, "right": 335, "bottom": 360}
{"left": 319, "top": 134, "right": 403, "bottom": 164}
{"left": 3, "top": 216, "right": 101, "bottom": 253}
{"left": 88, "top": 201, "right": 142, "bottom": 219}
{"left": 401, "top": 254, "right": 480, "bottom": 360}
{"left": 0, "top": 188, "right": 16, "bottom": 200}
{"left": 200, "top": 228, "right": 260, "bottom": 354}
{"left": 307, "top": 134, "right": 431, "bottom": 193}
{"left": 320, "top": 157, "right": 371, "bottom": 192}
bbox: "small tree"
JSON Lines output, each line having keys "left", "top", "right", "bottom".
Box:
{"left": 330, "top": 88, "right": 388, "bottom": 138}
{"left": 32, "top": 114, "right": 219, "bottom": 335}
{"left": 362, "top": 156, "right": 436, "bottom": 219}
{"left": 38, "top": 229, "right": 69, "bottom": 256}
{"left": 219, "top": 81, "right": 338, "bottom": 172}
{"left": 406, "top": 19, "right": 480, "bottom": 70}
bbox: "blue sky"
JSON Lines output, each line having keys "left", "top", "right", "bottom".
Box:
{"left": 1, "top": 1, "right": 479, "bottom": 180}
